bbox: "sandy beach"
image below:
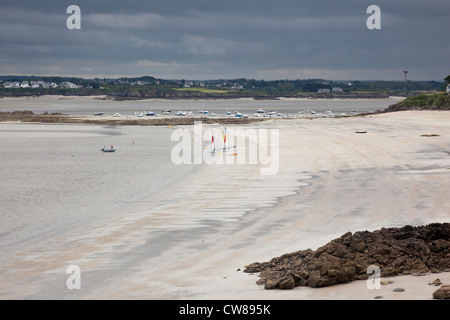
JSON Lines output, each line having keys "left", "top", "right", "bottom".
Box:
{"left": 0, "top": 109, "right": 449, "bottom": 300}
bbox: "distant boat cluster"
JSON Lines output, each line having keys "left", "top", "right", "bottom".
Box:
{"left": 93, "top": 108, "right": 367, "bottom": 119}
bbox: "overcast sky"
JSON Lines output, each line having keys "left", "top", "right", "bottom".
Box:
{"left": 0, "top": 0, "right": 449, "bottom": 80}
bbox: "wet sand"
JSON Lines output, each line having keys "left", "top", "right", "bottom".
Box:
{"left": 0, "top": 110, "right": 449, "bottom": 300}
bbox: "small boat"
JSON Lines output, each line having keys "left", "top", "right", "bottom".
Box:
{"left": 222, "top": 127, "right": 236, "bottom": 152}
{"left": 256, "top": 108, "right": 265, "bottom": 113}
{"left": 101, "top": 145, "right": 115, "bottom": 153}
{"left": 146, "top": 112, "right": 155, "bottom": 116}
{"left": 93, "top": 112, "right": 103, "bottom": 116}
{"left": 112, "top": 113, "right": 121, "bottom": 117}
{"left": 209, "top": 128, "right": 236, "bottom": 154}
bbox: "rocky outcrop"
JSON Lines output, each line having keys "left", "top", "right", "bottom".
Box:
{"left": 244, "top": 223, "right": 450, "bottom": 289}
{"left": 433, "top": 285, "right": 450, "bottom": 299}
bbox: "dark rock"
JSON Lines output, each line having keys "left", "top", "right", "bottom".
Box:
{"left": 393, "top": 287, "right": 405, "bottom": 292}
{"left": 349, "top": 235, "right": 366, "bottom": 253}
{"left": 244, "top": 262, "right": 263, "bottom": 273}
{"left": 433, "top": 285, "right": 450, "bottom": 299}
{"left": 264, "top": 278, "right": 279, "bottom": 290}
{"left": 278, "top": 276, "right": 296, "bottom": 290}
{"left": 244, "top": 223, "right": 450, "bottom": 290}
{"left": 428, "top": 279, "right": 442, "bottom": 286}
{"left": 292, "top": 271, "right": 308, "bottom": 286}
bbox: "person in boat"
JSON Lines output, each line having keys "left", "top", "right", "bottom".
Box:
{"left": 101, "top": 145, "right": 115, "bottom": 152}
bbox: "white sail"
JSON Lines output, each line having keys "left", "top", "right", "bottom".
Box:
{"left": 209, "top": 127, "right": 235, "bottom": 154}
{"left": 222, "top": 127, "right": 235, "bottom": 152}
{"left": 211, "top": 129, "right": 216, "bottom": 152}
{"left": 223, "top": 127, "right": 228, "bottom": 149}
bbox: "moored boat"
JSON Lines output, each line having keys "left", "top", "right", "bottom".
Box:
{"left": 101, "top": 145, "right": 115, "bottom": 152}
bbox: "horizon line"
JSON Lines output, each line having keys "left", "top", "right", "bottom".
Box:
{"left": 0, "top": 74, "right": 444, "bottom": 82}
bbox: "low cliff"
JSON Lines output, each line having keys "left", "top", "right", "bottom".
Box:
{"left": 384, "top": 93, "right": 450, "bottom": 112}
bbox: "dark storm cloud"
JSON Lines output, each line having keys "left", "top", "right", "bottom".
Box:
{"left": 0, "top": 1, "right": 449, "bottom": 80}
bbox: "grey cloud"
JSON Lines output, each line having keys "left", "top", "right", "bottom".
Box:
{"left": 0, "top": 0, "right": 448, "bottom": 80}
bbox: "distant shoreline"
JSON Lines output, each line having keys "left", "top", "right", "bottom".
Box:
{"left": 0, "top": 110, "right": 269, "bottom": 126}
{"left": 1, "top": 76, "right": 443, "bottom": 102}
{"left": 0, "top": 92, "right": 394, "bottom": 101}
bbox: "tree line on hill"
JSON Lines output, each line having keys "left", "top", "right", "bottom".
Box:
{"left": 0, "top": 75, "right": 446, "bottom": 99}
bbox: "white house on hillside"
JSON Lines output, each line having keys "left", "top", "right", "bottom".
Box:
{"left": 447, "top": 84, "right": 450, "bottom": 93}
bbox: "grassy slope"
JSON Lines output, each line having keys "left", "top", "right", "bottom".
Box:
{"left": 384, "top": 93, "right": 450, "bottom": 112}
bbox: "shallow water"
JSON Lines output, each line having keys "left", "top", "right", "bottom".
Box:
{"left": 0, "top": 123, "right": 199, "bottom": 248}
{"left": 0, "top": 96, "right": 403, "bottom": 116}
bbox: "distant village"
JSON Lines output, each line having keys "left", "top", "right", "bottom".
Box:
{"left": 0, "top": 78, "right": 247, "bottom": 90}
{"left": 1, "top": 80, "right": 82, "bottom": 89}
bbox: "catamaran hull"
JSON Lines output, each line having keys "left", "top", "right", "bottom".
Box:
{"left": 209, "top": 146, "right": 236, "bottom": 154}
